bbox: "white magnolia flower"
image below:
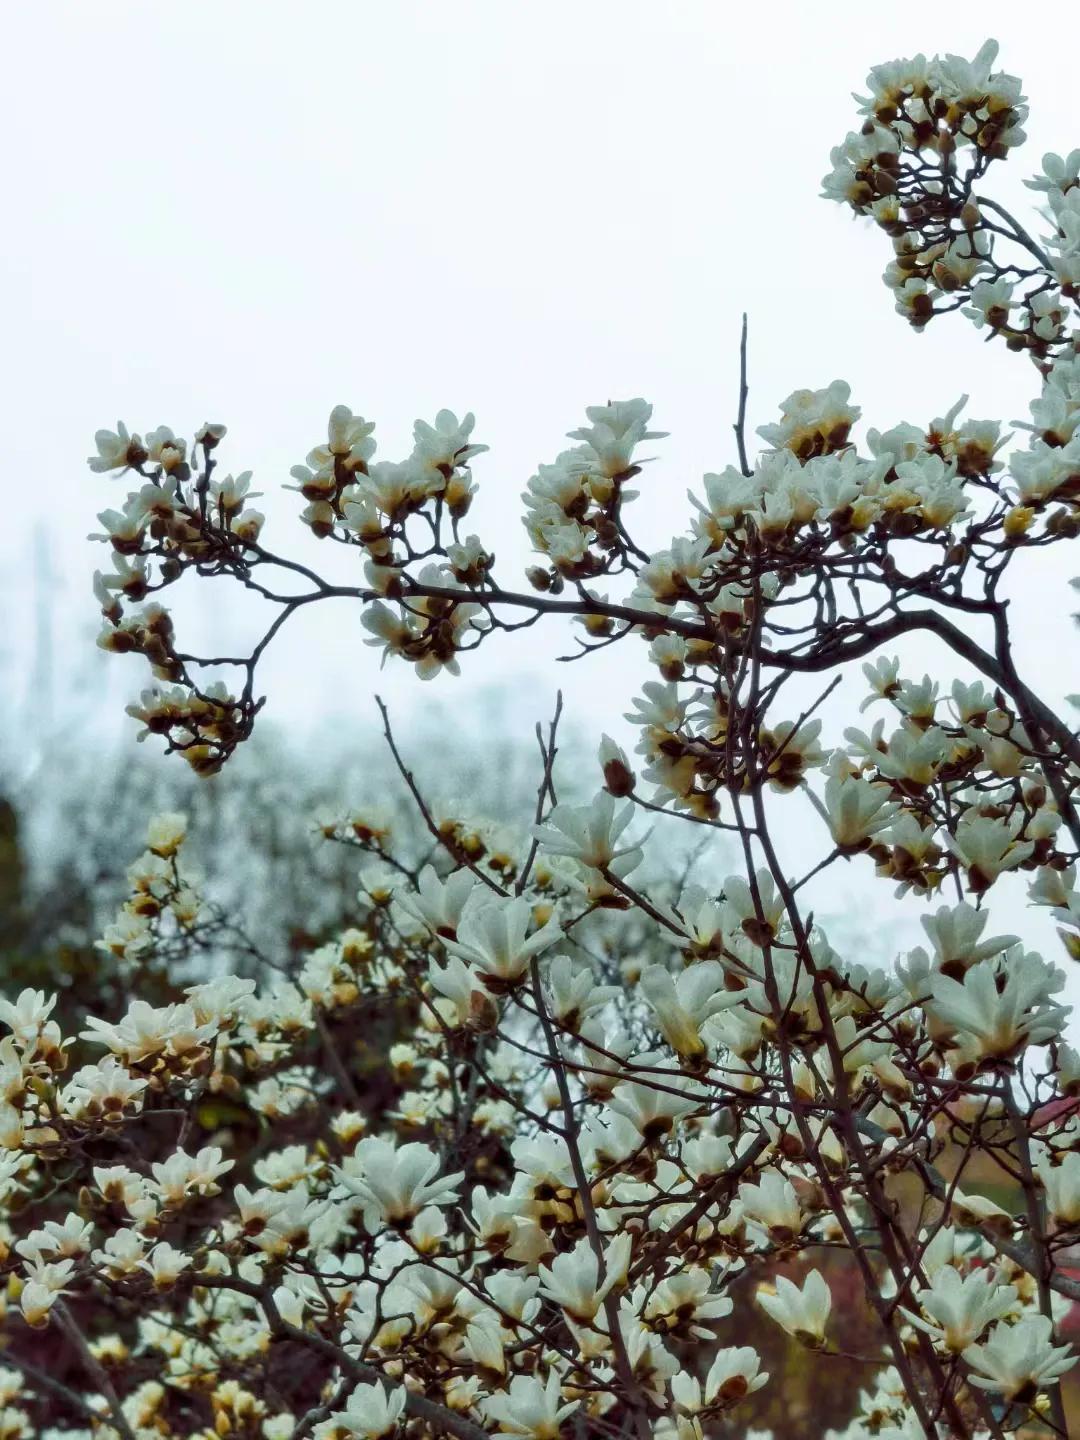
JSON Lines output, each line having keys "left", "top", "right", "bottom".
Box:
{"left": 532, "top": 791, "right": 641, "bottom": 873}
{"left": 822, "top": 774, "right": 901, "bottom": 850}
{"left": 15, "top": 1214, "right": 93, "bottom": 1264}
{"left": 566, "top": 397, "right": 667, "bottom": 478}
{"left": 943, "top": 815, "right": 1035, "bottom": 893}
{"left": 412, "top": 408, "right": 488, "bottom": 471}
{"left": 757, "top": 1270, "right": 831, "bottom": 1345}
{"left": 92, "top": 1227, "right": 148, "bottom": 1279}
{"left": 87, "top": 421, "right": 145, "bottom": 473}
{"left": 394, "top": 865, "right": 476, "bottom": 939}
{"left": 20, "top": 1279, "right": 63, "bottom": 1328}
{"left": 149, "top": 1146, "right": 234, "bottom": 1205}
{"left": 81, "top": 1001, "right": 217, "bottom": 1064}
{"left": 428, "top": 954, "right": 495, "bottom": 1030}
{"left": 0, "top": 989, "right": 58, "bottom": 1046}
{"left": 333, "top": 1139, "right": 463, "bottom": 1228}
{"left": 920, "top": 902, "right": 1018, "bottom": 977}
{"left": 1039, "top": 1150, "right": 1080, "bottom": 1226}
{"left": 635, "top": 1267, "right": 733, "bottom": 1336}
{"left": 723, "top": 869, "right": 786, "bottom": 945}
{"left": 442, "top": 895, "right": 562, "bottom": 989}
{"left": 609, "top": 1068, "right": 707, "bottom": 1139}
{"left": 639, "top": 961, "right": 739, "bottom": 1059}
{"left": 739, "top": 1170, "right": 803, "bottom": 1241}
{"left": 313, "top": 1380, "right": 405, "bottom": 1439}
{"left": 925, "top": 956, "right": 1068, "bottom": 1058}
{"left": 542, "top": 955, "right": 616, "bottom": 1032}
{"left": 904, "top": 1268, "right": 1017, "bottom": 1353}
{"left": 963, "top": 1314, "right": 1076, "bottom": 1398}
{"left": 483, "top": 1370, "right": 577, "bottom": 1438}
{"left": 139, "top": 1242, "right": 192, "bottom": 1290}
{"left": 703, "top": 1345, "right": 769, "bottom": 1404}
{"left": 538, "top": 1233, "right": 632, "bottom": 1323}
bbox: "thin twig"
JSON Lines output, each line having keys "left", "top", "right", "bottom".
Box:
{"left": 733, "top": 311, "right": 751, "bottom": 477}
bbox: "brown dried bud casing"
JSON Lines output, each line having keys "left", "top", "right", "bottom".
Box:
{"left": 603, "top": 758, "right": 636, "bottom": 797}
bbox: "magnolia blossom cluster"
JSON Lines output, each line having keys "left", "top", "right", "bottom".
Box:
{"left": 36, "top": 32, "right": 1080, "bottom": 1440}
{"left": 822, "top": 38, "right": 1080, "bottom": 363}
{"left": 87, "top": 320, "right": 1078, "bottom": 774}
{"left": 87, "top": 404, "right": 494, "bottom": 765}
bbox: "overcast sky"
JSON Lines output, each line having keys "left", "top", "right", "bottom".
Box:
{"left": 3, "top": 2, "right": 1077, "bottom": 980}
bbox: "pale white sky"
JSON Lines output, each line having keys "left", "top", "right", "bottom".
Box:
{"left": 2, "top": 2, "right": 1077, "bottom": 978}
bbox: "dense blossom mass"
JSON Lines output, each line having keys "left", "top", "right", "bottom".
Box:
{"left": 4, "top": 35, "right": 1080, "bottom": 1440}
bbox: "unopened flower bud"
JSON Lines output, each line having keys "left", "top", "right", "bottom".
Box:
{"left": 599, "top": 735, "right": 635, "bottom": 796}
